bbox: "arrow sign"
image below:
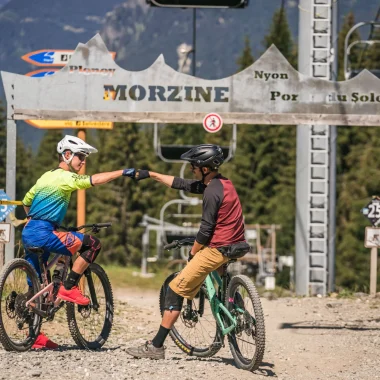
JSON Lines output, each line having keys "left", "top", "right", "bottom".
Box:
{"left": 0, "top": 190, "right": 17, "bottom": 222}
{"left": 26, "top": 69, "right": 59, "bottom": 78}
{"left": 21, "top": 50, "right": 117, "bottom": 66}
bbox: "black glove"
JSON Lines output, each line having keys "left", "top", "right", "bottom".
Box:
{"left": 122, "top": 168, "right": 136, "bottom": 178}
{"left": 188, "top": 251, "right": 195, "bottom": 262}
{"left": 135, "top": 169, "right": 150, "bottom": 181}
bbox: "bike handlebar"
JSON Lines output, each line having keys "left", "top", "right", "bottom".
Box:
{"left": 60, "top": 223, "right": 112, "bottom": 232}
{"left": 164, "top": 237, "right": 195, "bottom": 250}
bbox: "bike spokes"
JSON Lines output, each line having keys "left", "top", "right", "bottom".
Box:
{"left": 66, "top": 263, "right": 113, "bottom": 349}
{"left": 227, "top": 275, "right": 265, "bottom": 371}
{"left": 159, "top": 274, "right": 222, "bottom": 358}
{"left": 0, "top": 259, "right": 41, "bottom": 351}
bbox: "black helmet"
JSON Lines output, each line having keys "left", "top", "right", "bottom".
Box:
{"left": 180, "top": 144, "right": 224, "bottom": 170}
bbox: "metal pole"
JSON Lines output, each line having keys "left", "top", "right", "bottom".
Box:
{"left": 5, "top": 119, "right": 16, "bottom": 263}
{"left": 370, "top": 247, "right": 378, "bottom": 295}
{"left": 192, "top": 8, "right": 196, "bottom": 76}
{"left": 77, "top": 130, "right": 86, "bottom": 228}
{"left": 328, "top": 0, "right": 338, "bottom": 293}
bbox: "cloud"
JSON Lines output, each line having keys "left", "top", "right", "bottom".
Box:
{"left": 63, "top": 25, "right": 85, "bottom": 33}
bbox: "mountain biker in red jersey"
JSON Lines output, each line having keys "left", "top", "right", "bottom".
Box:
{"left": 124, "top": 144, "right": 248, "bottom": 359}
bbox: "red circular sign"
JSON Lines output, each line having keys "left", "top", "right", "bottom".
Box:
{"left": 202, "top": 113, "right": 223, "bottom": 133}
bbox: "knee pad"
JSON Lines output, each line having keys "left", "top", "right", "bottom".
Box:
{"left": 164, "top": 286, "right": 184, "bottom": 311}
{"left": 79, "top": 235, "right": 101, "bottom": 264}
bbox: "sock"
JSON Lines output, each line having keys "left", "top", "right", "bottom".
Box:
{"left": 64, "top": 270, "right": 81, "bottom": 290}
{"left": 152, "top": 325, "right": 170, "bottom": 348}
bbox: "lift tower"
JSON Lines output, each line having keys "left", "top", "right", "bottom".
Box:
{"left": 296, "top": 0, "right": 338, "bottom": 295}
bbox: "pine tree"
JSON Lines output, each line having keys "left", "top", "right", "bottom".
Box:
{"left": 262, "top": 3, "right": 297, "bottom": 68}
{"left": 334, "top": 12, "right": 380, "bottom": 290}
{"left": 32, "top": 130, "right": 64, "bottom": 180}
{"left": 86, "top": 123, "right": 169, "bottom": 265}
{"left": 236, "top": 36, "right": 254, "bottom": 73}
{"left": 231, "top": 4, "right": 297, "bottom": 256}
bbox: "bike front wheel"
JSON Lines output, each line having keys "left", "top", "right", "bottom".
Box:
{"left": 226, "top": 274, "right": 265, "bottom": 371}
{"left": 0, "top": 259, "right": 42, "bottom": 351}
{"left": 66, "top": 263, "right": 114, "bottom": 349}
{"left": 159, "top": 272, "right": 222, "bottom": 358}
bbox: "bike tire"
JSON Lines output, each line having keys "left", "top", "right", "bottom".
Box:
{"left": 159, "top": 272, "right": 222, "bottom": 358}
{"left": 66, "top": 263, "right": 114, "bottom": 349}
{"left": 226, "top": 274, "right": 265, "bottom": 371}
{"left": 0, "top": 258, "right": 42, "bottom": 352}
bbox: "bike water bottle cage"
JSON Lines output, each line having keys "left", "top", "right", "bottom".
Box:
{"left": 164, "top": 286, "right": 184, "bottom": 311}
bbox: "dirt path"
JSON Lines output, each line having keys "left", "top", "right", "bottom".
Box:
{"left": 0, "top": 288, "right": 379, "bottom": 380}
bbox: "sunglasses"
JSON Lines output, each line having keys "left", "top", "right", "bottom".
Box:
{"left": 75, "top": 153, "right": 87, "bottom": 162}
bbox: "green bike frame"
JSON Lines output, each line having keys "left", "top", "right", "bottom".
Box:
{"left": 204, "top": 271, "right": 240, "bottom": 336}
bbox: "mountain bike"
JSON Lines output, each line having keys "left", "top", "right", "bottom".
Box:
{"left": 159, "top": 238, "right": 265, "bottom": 371}
{"left": 0, "top": 223, "right": 114, "bottom": 352}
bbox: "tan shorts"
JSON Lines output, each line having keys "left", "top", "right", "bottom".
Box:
{"left": 169, "top": 246, "right": 229, "bottom": 300}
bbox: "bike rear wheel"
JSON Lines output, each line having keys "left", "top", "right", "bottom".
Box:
{"left": 226, "top": 274, "right": 265, "bottom": 371}
{"left": 0, "top": 259, "right": 42, "bottom": 351}
{"left": 159, "top": 272, "right": 222, "bottom": 358}
{"left": 66, "top": 263, "right": 113, "bottom": 349}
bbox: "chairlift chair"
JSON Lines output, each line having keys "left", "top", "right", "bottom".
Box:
{"left": 344, "top": 21, "right": 380, "bottom": 80}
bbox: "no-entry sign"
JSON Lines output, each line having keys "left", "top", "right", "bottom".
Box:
{"left": 203, "top": 113, "right": 223, "bottom": 133}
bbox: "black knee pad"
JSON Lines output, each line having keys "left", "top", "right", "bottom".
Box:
{"left": 79, "top": 235, "right": 101, "bottom": 264}
{"left": 164, "top": 286, "right": 184, "bottom": 311}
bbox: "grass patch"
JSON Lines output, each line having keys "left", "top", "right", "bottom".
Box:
{"left": 102, "top": 264, "right": 174, "bottom": 290}
{"left": 336, "top": 288, "right": 356, "bottom": 299}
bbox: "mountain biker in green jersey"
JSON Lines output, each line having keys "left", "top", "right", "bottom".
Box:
{"left": 22, "top": 134, "right": 135, "bottom": 349}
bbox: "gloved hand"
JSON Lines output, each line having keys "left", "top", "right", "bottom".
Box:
{"left": 188, "top": 251, "right": 195, "bottom": 262}
{"left": 122, "top": 168, "right": 136, "bottom": 178}
{"left": 135, "top": 169, "right": 150, "bottom": 181}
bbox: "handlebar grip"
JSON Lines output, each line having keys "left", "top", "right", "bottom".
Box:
{"left": 164, "top": 240, "right": 179, "bottom": 250}
{"left": 95, "top": 223, "right": 112, "bottom": 228}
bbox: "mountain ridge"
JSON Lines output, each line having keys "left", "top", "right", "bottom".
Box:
{"left": 0, "top": 0, "right": 378, "bottom": 150}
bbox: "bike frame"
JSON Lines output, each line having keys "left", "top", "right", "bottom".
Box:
{"left": 204, "top": 269, "right": 241, "bottom": 336}
{"left": 25, "top": 253, "right": 99, "bottom": 314}
{"left": 25, "top": 254, "right": 70, "bottom": 309}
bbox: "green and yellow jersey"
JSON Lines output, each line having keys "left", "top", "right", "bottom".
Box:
{"left": 23, "top": 168, "right": 92, "bottom": 225}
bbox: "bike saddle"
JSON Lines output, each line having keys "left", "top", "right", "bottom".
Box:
{"left": 26, "top": 246, "right": 45, "bottom": 255}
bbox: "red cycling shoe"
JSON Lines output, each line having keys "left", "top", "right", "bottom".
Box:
{"left": 32, "top": 332, "right": 59, "bottom": 349}
{"left": 57, "top": 285, "right": 90, "bottom": 306}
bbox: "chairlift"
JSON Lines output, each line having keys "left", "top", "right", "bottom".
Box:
{"left": 344, "top": 21, "right": 380, "bottom": 80}
{"left": 153, "top": 122, "right": 237, "bottom": 163}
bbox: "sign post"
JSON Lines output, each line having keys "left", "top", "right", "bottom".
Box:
{"left": 361, "top": 197, "right": 380, "bottom": 295}
{"left": 0, "top": 190, "right": 16, "bottom": 267}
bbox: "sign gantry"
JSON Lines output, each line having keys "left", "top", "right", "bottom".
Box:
{"left": 3, "top": 34, "right": 380, "bottom": 127}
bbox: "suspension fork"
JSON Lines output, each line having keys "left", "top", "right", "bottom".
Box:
{"left": 84, "top": 267, "right": 98, "bottom": 310}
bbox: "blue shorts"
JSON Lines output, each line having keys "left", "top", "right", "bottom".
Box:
{"left": 22, "top": 219, "right": 84, "bottom": 281}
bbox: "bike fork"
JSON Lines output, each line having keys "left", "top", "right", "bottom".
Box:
{"left": 85, "top": 268, "right": 98, "bottom": 309}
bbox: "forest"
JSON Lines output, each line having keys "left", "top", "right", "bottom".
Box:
{"left": 1, "top": 8, "right": 379, "bottom": 291}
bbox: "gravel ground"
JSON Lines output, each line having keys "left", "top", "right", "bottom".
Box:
{"left": 0, "top": 288, "right": 379, "bottom": 380}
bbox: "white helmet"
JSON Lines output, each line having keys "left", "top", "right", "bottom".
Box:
{"left": 57, "top": 135, "right": 98, "bottom": 155}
